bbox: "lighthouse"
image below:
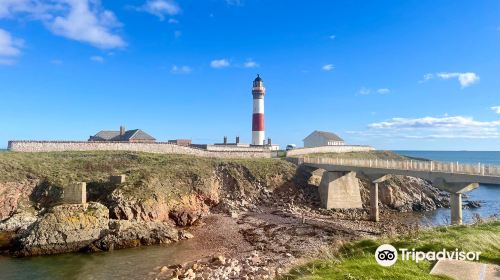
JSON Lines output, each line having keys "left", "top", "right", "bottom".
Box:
{"left": 252, "top": 74, "right": 266, "bottom": 145}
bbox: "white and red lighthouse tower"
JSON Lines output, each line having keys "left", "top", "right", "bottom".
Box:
{"left": 252, "top": 74, "right": 266, "bottom": 145}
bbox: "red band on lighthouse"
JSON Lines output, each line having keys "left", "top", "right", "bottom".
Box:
{"left": 252, "top": 113, "right": 265, "bottom": 131}
{"left": 251, "top": 74, "right": 266, "bottom": 146}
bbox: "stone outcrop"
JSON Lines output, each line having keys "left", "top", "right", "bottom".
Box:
{"left": 0, "top": 180, "right": 39, "bottom": 221}
{"left": 91, "top": 220, "right": 190, "bottom": 251}
{"left": 13, "top": 203, "right": 109, "bottom": 256}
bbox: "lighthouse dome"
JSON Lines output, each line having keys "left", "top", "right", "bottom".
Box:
{"left": 254, "top": 74, "right": 263, "bottom": 82}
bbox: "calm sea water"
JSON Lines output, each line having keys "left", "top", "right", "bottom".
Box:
{"left": 393, "top": 151, "right": 500, "bottom": 225}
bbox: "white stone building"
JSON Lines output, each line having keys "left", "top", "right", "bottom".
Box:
{"left": 303, "top": 131, "right": 345, "bottom": 148}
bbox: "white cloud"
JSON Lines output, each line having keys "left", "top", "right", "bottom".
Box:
{"left": 422, "top": 72, "right": 480, "bottom": 88}
{"left": 48, "top": 0, "right": 125, "bottom": 49}
{"left": 0, "top": 0, "right": 125, "bottom": 49}
{"left": 349, "top": 115, "right": 500, "bottom": 139}
{"left": 0, "top": 28, "right": 23, "bottom": 57}
{"left": 170, "top": 65, "right": 192, "bottom": 74}
{"left": 0, "top": 0, "right": 52, "bottom": 20}
{"left": 322, "top": 64, "right": 334, "bottom": 71}
{"left": 358, "top": 87, "right": 390, "bottom": 95}
{"left": 244, "top": 59, "right": 259, "bottom": 68}
{"left": 491, "top": 106, "right": 500, "bottom": 114}
{"left": 377, "top": 88, "right": 390, "bottom": 94}
{"left": 210, "top": 59, "right": 230, "bottom": 68}
{"left": 137, "top": 0, "right": 180, "bottom": 20}
{"left": 168, "top": 18, "right": 178, "bottom": 24}
{"left": 358, "top": 87, "right": 371, "bottom": 95}
{"left": 329, "top": 35, "right": 336, "bottom": 40}
{"left": 90, "top": 55, "right": 104, "bottom": 62}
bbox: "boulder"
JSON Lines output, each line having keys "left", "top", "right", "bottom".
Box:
{"left": 92, "top": 219, "right": 182, "bottom": 251}
{"left": 13, "top": 202, "right": 109, "bottom": 256}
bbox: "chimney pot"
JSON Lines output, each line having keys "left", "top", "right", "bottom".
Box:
{"left": 236, "top": 136, "right": 240, "bottom": 144}
{"left": 223, "top": 136, "right": 227, "bottom": 145}
{"left": 120, "top": 126, "right": 125, "bottom": 136}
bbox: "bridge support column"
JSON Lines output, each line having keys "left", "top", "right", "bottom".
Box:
{"left": 370, "top": 183, "right": 379, "bottom": 222}
{"left": 319, "top": 171, "right": 362, "bottom": 209}
{"left": 366, "top": 174, "right": 391, "bottom": 222}
{"left": 432, "top": 178, "right": 479, "bottom": 225}
{"left": 450, "top": 193, "right": 462, "bottom": 225}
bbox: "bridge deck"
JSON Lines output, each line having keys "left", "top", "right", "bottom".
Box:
{"left": 301, "top": 157, "right": 500, "bottom": 185}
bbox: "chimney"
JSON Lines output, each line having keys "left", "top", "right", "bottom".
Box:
{"left": 236, "top": 136, "right": 240, "bottom": 144}
{"left": 268, "top": 138, "right": 272, "bottom": 145}
{"left": 223, "top": 136, "right": 227, "bottom": 145}
{"left": 120, "top": 126, "right": 125, "bottom": 136}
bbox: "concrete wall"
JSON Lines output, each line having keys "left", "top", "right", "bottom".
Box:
{"left": 7, "top": 141, "right": 272, "bottom": 158}
{"left": 319, "top": 171, "right": 363, "bottom": 209}
{"left": 286, "top": 145, "right": 374, "bottom": 157}
{"left": 62, "top": 182, "right": 86, "bottom": 204}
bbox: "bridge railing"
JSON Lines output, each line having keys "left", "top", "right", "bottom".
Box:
{"left": 301, "top": 157, "right": 500, "bottom": 176}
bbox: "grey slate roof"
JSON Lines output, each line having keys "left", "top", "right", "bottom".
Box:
{"left": 304, "top": 130, "right": 344, "bottom": 141}
{"left": 90, "top": 129, "right": 156, "bottom": 141}
{"left": 93, "top": 131, "right": 120, "bottom": 141}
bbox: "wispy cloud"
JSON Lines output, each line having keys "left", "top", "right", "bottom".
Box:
{"left": 0, "top": 28, "right": 23, "bottom": 65}
{"left": 0, "top": 28, "right": 22, "bottom": 57}
{"left": 174, "top": 30, "right": 182, "bottom": 38}
{"left": 328, "top": 35, "right": 336, "bottom": 40}
{"left": 90, "top": 55, "right": 104, "bottom": 63}
{"left": 322, "top": 64, "right": 334, "bottom": 71}
{"left": 168, "top": 18, "right": 178, "bottom": 24}
{"left": 244, "top": 59, "right": 259, "bottom": 68}
{"left": 377, "top": 88, "right": 390, "bottom": 94}
{"left": 358, "top": 87, "right": 390, "bottom": 95}
{"left": 349, "top": 115, "right": 500, "bottom": 139}
{"left": 421, "top": 72, "right": 480, "bottom": 88}
{"left": 170, "top": 65, "right": 192, "bottom": 74}
{"left": 210, "top": 58, "right": 230, "bottom": 68}
{"left": 136, "top": 0, "right": 180, "bottom": 20}
{"left": 491, "top": 106, "right": 500, "bottom": 114}
{"left": 0, "top": 0, "right": 125, "bottom": 49}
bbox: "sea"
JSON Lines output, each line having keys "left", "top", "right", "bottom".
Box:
{"left": 393, "top": 151, "right": 500, "bottom": 225}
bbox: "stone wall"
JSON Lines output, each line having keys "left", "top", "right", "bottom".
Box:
{"left": 286, "top": 145, "right": 374, "bottom": 157}
{"left": 7, "top": 141, "right": 272, "bottom": 158}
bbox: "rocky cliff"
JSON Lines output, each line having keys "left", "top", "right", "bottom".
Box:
{"left": 0, "top": 151, "right": 449, "bottom": 256}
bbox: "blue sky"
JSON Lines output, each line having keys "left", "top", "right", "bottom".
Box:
{"left": 1, "top": 0, "right": 500, "bottom": 150}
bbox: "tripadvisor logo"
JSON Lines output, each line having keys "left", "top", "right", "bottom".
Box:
{"left": 375, "top": 244, "right": 481, "bottom": 267}
{"left": 375, "top": 244, "right": 398, "bottom": 267}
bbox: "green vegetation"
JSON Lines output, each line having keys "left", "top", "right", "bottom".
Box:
{"left": 283, "top": 221, "right": 500, "bottom": 280}
{"left": 0, "top": 151, "right": 296, "bottom": 201}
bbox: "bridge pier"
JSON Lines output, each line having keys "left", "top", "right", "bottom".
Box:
{"left": 432, "top": 178, "right": 479, "bottom": 225}
{"left": 370, "top": 182, "right": 379, "bottom": 222}
{"left": 366, "top": 174, "right": 391, "bottom": 222}
{"left": 319, "top": 171, "right": 363, "bottom": 209}
{"left": 450, "top": 193, "right": 462, "bottom": 225}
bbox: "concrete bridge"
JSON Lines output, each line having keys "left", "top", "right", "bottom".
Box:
{"left": 298, "top": 157, "right": 500, "bottom": 225}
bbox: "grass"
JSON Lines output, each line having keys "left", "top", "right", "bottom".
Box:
{"left": 282, "top": 221, "right": 500, "bottom": 280}
{"left": 0, "top": 151, "right": 296, "bottom": 202}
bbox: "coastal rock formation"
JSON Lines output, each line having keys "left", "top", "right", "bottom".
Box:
{"left": 13, "top": 202, "right": 109, "bottom": 256}
{"left": 0, "top": 180, "right": 39, "bottom": 221}
{"left": 91, "top": 220, "right": 187, "bottom": 251}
